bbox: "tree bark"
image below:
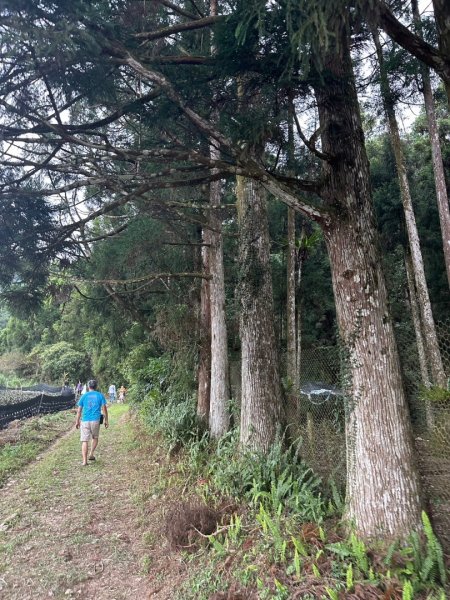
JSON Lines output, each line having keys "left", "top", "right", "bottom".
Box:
{"left": 208, "top": 0, "right": 230, "bottom": 438}
{"left": 405, "top": 252, "right": 434, "bottom": 429}
{"left": 208, "top": 174, "right": 231, "bottom": 438}
{"left": 197, "top": 228, "right": 211, "bottom": 422}
{"left": 314, "top": 23, "right": 422, "bottom": 538}
{"left": 295, "top": 227, "right": 306, "bottom": 387}
{"left": 373, "top": 29, "right": 446, "bottom": 387}
{"left": 287, "top": 207, "right": 297, "bottom": 389}
{"left": 404, "top": 252, "right": 431, "bottom": 390}
{"left": 237, "top": 176, "right": 283, "bottom": 452}
{"left": 412, "top": 0, "right": 450, "bottom": 287}
{"left": 286, "top": 94, "right": 298, "bottom": 392}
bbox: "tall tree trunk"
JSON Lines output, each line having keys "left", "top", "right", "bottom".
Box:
{"left": 208, "top": 0, "right": 230, "bottom": 438}
{"left": 208, "top": 172, "right": 231, "bottom": 437}
{"left": 405, "top": 251, "right": 434, "bottom": 428}
{"left": 287, "top": 208, "right": 297, "bottom": 389}
{"left": 295, "top": 226, "right": 306, "bottom": 386}
{"left": 314, "top": 24, "right": 422, "bottom": 538}
{"left": 373, "top": 29, "right": 446, "bottom": 387}
{"left": 237, "top": 176, "right": 283, "bottom": 452}
{"left": 286, "top": 94, "right": 298, "bottom": 392}
{"left": 404, "top": 252, "right": 431, "bottom": 390}
{"left": 197, "top": 228, "right": 211, "bottom": 422}
{"left": 432, "top": 0, "right": 450, "bottom": 106}
{"left": 412, "top": 0, "right": 450, "bottom": 287}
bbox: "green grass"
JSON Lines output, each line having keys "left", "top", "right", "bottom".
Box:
{"left": 0, "top": 410, "right": 75, "bottom": 486}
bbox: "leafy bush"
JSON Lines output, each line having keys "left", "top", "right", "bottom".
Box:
{"left": 119, "top": 344, "right": 170, "bottom": 389}
{"left": 140, "top": 391, "right": 207, "bottom": 450}
{"left": 125, "top": 348, "right": 201, "bottom": 449}
{"left": 36, "top": 341, "right": 89, "bottom": 383}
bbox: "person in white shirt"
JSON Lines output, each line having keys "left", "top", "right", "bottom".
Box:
{"left": 108, "top": 384, "right": 117, "bottom": 403}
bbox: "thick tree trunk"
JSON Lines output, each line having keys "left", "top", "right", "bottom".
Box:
{"left": 412, "top": 0, "right": 450, "bottom": 287}
{"left": 324, "top": 215, "right": 422, "bottom": 538}
{"left": 373, "top": 30, "right": 446, "bottom": 387}
{"left": 197, "top": 229, "right": 211, "bottom": 422}
{"left": 237, "top": 176, "right": 283, "bottom": 452}
{"left": 315, "top": 24, "right": 422, "bottom": 538}
{"left": 208, "top": 175, "right": 230, "bottom": 438}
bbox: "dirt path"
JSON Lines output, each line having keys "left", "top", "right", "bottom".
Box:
{"left": 0, "top": 405, "right": 162, "bottom": 600}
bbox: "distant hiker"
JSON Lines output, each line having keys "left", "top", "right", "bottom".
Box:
{"left": 81, "top": 383, "right": 87, "bottom": 395}
{"left": 75, "top": 379, "right": 108, "bottom": 466}
{"left": 108, "top": 383, "right": 117, "bottom": 403}
{"left": 76, "top": 381, "right": 83, "bottom": 399}
{"left": 118, "top": 385, "right": 127, "bottom": 403}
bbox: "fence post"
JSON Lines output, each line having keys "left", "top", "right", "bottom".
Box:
{"left": 37, "top": 390, "right": 44, "bottom": 416}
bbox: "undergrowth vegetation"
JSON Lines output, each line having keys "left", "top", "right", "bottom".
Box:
{"left": 129, "top": 364, "right": 449, "bottom": 600}
{"left": 0, "top": 410, "right": 75, "bottom": 486}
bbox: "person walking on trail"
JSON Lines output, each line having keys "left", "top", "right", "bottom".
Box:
{"left": 108, "top": 383, "right": 117, "bottom": 404}
{"left": 118, "top": 385, "right": 127, "bottom": 403}
{"left": 75, "top": 379, "right": 108, "bottom": 466}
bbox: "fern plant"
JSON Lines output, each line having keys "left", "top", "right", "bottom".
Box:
{"left": 419, "top": 512, "right": 446, "bottom": 586}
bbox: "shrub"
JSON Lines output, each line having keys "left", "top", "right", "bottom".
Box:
{"left": 140, "top": 391, "right": 207, "bottom": 450}
{"left": 37, "top": 341, "right": 90, "bottom": 383}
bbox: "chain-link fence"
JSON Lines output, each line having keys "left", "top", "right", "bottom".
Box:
{"left": 286, "top": 319, "right": 450, "bottom": 548}
{"left": 399, "top": 318, "right": 450, "bottom": 549}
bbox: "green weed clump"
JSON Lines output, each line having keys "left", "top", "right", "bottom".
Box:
{"left": 419, "top": 385, "right": 450, "bottom": 405}
{"left": 126, "top": 352, "right": 206, "bottom": 450}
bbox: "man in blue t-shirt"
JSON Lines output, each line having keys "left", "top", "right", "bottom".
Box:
{"left": 75, "top": 379, "right": 108, "bottom": 466}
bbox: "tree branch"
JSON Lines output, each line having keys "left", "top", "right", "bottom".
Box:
{"left": 375, "top": 1, "right": 450, "bottom": 86}
{"left": 71, "top": 272, "right": 211, "bottom": 285}
{"left": 293, "top": 113, "right": 330, "bottom": 161}
{"left": 133, "top": 15, "right": 221, "bottom": 43}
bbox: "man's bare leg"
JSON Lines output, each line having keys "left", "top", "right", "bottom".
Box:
{"left": 89, "top": 437, "right": 98, "bottom": 459}
{"left": 81, "top": 441, "right": 88, "bottom": 465}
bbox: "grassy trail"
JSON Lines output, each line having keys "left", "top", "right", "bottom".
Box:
{"left": 0, "top": 405, "right": 153, "bottom": 600}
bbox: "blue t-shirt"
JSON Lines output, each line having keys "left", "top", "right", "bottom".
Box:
{"left": 77, "top": 391, "right": 106, "bottom": 422}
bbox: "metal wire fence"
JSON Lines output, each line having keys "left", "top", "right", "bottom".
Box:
{"left": 286, "top": 319, "right": 450, "bottom": 548}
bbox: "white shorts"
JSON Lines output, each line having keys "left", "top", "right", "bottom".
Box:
{"left": 80, "top": 420, "right": 100, "bottom": 442}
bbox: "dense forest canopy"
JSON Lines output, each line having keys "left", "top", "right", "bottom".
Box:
{"left": 0, "top": 0, "right": 449, "bottom": 542}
